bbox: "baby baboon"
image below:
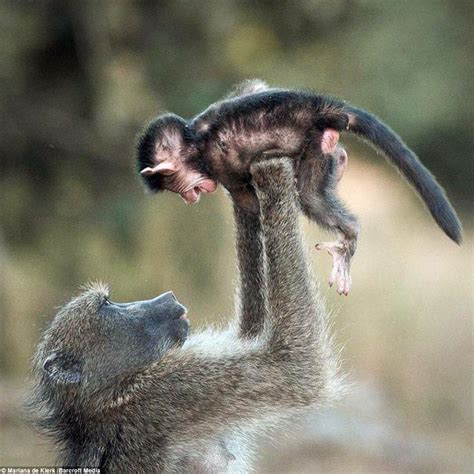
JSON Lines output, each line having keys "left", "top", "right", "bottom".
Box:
{"left": 136, "top": 80, "right": 462, "bottom": 294}
{"left": 30, "top": 158, "right": 341, "bottom": 472}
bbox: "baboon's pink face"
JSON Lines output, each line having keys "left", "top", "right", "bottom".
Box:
{"left": 141, "top": 157, "right": 217, "bottom": 204}
{"left": 140, "top": 127, "right": 218, "bottom": 203}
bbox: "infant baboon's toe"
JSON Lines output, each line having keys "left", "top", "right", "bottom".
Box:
{"left": 316, "top": 240, "right": 353, "bottom": 295}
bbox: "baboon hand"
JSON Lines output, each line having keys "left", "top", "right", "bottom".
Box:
{"left": 250, "top": 157, "right": 295, "bottom": 193}
{"left": 228, "top": 187, "right": 260, "bottom": 214}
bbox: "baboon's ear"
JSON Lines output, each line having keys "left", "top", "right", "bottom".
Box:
{"left": 140, "top": 161, "right": 178, "bottom": 176}
{"left": 43, "top": 351, "right": 82, "bottom": 384}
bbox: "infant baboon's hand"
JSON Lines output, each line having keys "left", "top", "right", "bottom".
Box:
{"left": 250, "top": 157, "right": 295, "bottom": 193}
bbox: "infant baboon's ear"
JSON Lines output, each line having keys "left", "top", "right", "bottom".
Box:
{"left": 43, "top": 351, "right": 82, "bottom": 384}
{"left": 140, "top": 160, "right": 178, "bottom": 176}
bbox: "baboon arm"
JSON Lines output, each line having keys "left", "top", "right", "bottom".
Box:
{"left": 252, "top": 158, "right": 325, "bottom": 347}
{"left": 233, "top": 203, "right": 268, "bottom": 338}
{"left": 143, "top": 343, "right": 320, "bottom": 443}
{"left": 137, "top": 159, "right": 331, "bottom": 443}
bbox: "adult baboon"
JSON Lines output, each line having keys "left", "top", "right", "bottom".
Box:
{"left": 30, "top": 158, "right": 340, "bottom": 472}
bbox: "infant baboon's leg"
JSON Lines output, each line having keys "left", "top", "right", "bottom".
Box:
{"left": 298, "top": 153, "right": 359, "bottom": 295}
{"left": 314, "top": 216, "right": 359, "bottom": 296}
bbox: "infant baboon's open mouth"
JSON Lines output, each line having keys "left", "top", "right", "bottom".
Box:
{"left": 181, "top": 179, "right": 218, "bottom": 204}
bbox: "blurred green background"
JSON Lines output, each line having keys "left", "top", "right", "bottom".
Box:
{"left": 0, "top": 1, "right": 472, "bottom": 471}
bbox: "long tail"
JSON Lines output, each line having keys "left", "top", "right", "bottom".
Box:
{"left": 340, "top": 105, "right": 462, "bottom": 244}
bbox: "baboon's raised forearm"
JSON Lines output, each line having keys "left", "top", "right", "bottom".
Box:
{"left": 252, "top": 158, "right": 323, "bottom": 348}
{"left": 233, "top": 203, "right": 268, "bottom": 338}
{"left": 140, "top": 159, "right": 331, "bottom": 443}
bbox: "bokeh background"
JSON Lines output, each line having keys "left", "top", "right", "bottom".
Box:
{"left": 0, "top": 1, "right": 472, "bottom": 472}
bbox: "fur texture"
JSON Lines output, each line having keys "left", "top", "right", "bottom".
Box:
{"left": 136, "top": 81, "right": 462, "bottom": 294}
{"left": 29, "top": 159, "right": 341, "bottom": 472}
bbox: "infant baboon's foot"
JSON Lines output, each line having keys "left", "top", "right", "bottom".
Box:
{"left": 315, "top": 240, "right": 353, "bottom": 295}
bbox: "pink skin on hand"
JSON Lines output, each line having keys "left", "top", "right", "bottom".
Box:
{"left": 321, "top": 129, "right": 340, "bottom": 155}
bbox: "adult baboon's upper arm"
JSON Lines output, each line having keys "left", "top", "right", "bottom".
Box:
{"left": 138, "top": 342, "right": 310, "bottom": 443}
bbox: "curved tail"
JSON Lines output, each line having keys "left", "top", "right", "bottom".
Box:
{"left": 342, "top": 105, "right": 462, "bottom": 244}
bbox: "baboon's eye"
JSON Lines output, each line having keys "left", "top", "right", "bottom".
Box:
{"left": 103, "top": 296, "right": 111, "bottom": 306}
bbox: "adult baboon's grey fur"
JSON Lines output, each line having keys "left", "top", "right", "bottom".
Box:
{"left": 29, "top": 158, "right": 341, "bottom": 472}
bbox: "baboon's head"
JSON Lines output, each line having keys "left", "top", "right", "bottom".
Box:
{"left": 31, "top": 283, "right": 189, "bottom": 420}
{"left": 136, "top": 113, "right": 217, "bottom": 203}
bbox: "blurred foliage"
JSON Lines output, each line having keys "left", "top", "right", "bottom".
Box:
{"left": 0, "top": 0, "right": 472, "bottom": 469}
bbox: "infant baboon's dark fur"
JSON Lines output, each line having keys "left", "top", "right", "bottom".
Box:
{"left": 29, "top": 159, "right": 341, "bottom": 472}
{"left": 136, "top": 80, "right": 462, "bottom": 294}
